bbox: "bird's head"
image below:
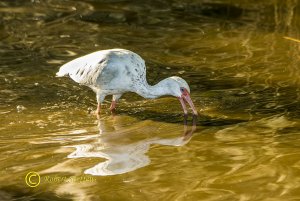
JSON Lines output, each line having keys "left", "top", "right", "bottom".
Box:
{"left": 165, "top": 76, "right": 198, "bottom": 116}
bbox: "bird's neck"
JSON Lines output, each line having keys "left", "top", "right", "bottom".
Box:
{"left": 136, "top": 79, "right": 171, "bottom": 99}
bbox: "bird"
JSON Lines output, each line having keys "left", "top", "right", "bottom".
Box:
{"left": 56, "top": 49, "right": 198, "bottom": 116}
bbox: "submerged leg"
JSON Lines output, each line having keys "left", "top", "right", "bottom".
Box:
{"left": 110, "top": 94, "right": 122, "bottom": 111}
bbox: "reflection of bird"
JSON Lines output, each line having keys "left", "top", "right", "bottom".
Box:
{"left": 67, "top": 115, "right": 197, "bottom": 176}
{"left": 56, "top": 49, "right": 198, "bottom": 116}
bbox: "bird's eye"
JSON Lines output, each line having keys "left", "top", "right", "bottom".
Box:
{"left": 180, "top": 88, "right": 184, "bottom": 92}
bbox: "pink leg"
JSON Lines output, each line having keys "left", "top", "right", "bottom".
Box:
{"left": 96, "top": 103, "right": 101, "bottom": 114}
{"left": 109, "top": 101, "right": 116, "bottom": 111}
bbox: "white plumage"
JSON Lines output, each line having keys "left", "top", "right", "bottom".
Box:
{"left": 56, "top": 49, "right": 198, "bottom": 115}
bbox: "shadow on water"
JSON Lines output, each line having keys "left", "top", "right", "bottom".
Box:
{"left": 113, "top": 108, "right": 248, "bottom": 126}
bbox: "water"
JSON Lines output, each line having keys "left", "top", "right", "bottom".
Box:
{"left": 1, "top": 0, "right": 300, "bottom": 200}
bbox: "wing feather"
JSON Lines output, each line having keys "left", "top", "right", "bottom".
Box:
{"left": 56, "top": 52, "right": 107, "bottom": 86}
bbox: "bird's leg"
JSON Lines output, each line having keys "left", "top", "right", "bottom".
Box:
{"left": 109, "top": 101, "right": 116, "bottom": 111}
{"left": 96, "top": 93, "right": 105, "bottom": 115}
{"left": 96, "top": 103, "right": 101, "bottom": 114}
{"left": 110, "top": 94, "right": 122, "bottom": 112}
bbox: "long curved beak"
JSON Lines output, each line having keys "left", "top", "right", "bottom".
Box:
{"left": 182, "top": 93, "right": 198, "bottom": 116}
{"left": 179, "top": 97, "right": 188, "bottom": 115}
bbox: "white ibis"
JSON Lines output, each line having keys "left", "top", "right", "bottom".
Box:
{"left": 56, "top": 49, "right": 198, "bottom": 116}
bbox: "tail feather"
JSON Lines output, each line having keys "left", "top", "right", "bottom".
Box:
{"left": 56, "top": 63, "right": 73, "bottom": 77}
{"left": 56, "top": 70, "right": 68, "bottom": 77}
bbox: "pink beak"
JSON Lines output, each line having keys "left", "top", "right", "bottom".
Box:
{"left": 178, "top": 89, "right": 198, "bottom": 116}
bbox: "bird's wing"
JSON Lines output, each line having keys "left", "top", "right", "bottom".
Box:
{"left": 56, "top": 49, "right": 147, "bottom": 89}
{"left": 56, "top": 52, "right": 107, "bottom": 86}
